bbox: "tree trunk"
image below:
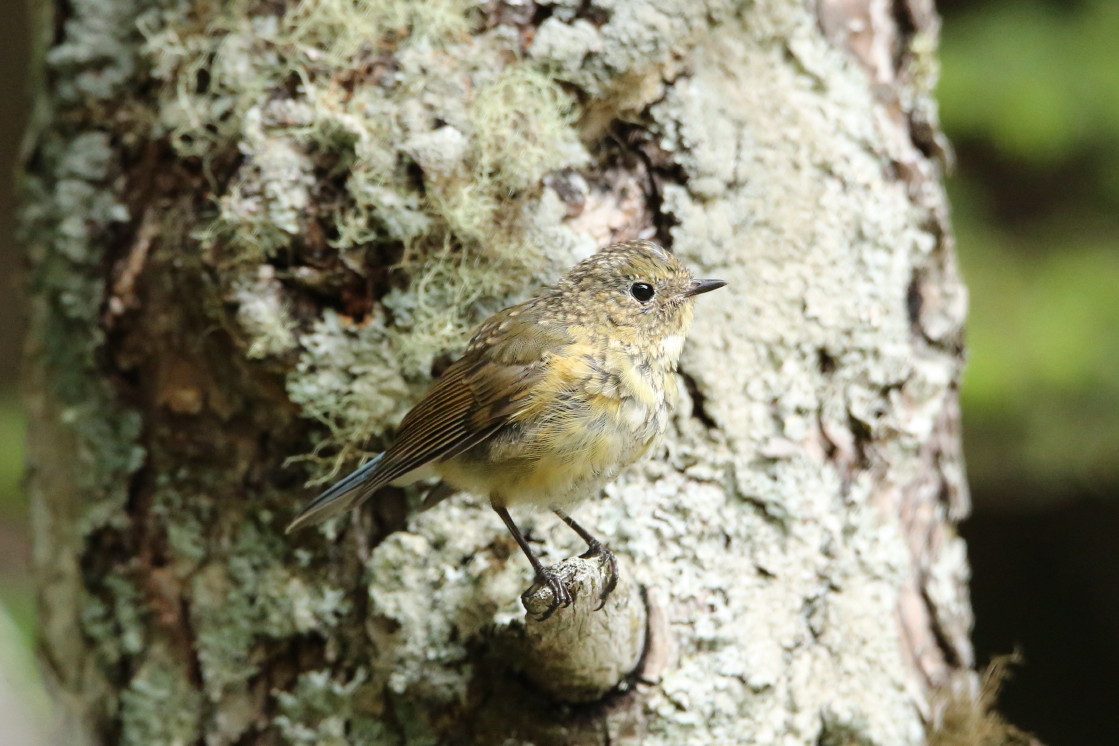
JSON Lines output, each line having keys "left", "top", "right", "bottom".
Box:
{"left": 22, "top": 0, "right": 973, "bottom": 743}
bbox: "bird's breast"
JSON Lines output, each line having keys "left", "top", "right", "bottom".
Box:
{"left": 439, "top": 346, "right": 674, "bottom": 507}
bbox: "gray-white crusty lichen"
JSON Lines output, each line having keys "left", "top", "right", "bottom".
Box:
{"left": 363, "top": 498, "right": 525, "bottom": 696}
{"left": 530, "top": 0, "right": 738, "bottom": 104}
{"left": 623, "top": 8, "right": 963, "bottom": 744}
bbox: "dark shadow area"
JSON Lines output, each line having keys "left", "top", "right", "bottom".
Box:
{"left": 0, "top": 0, "right": 29, "bottom": 384}
{"left": 965, "top": 497, "right": 1119, "bottom": 746}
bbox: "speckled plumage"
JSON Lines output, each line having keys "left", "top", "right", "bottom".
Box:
{"left": 289, "top": 240, "right": 724, "bottom": 617}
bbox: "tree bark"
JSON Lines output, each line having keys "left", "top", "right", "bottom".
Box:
{"left": 22, "top": 0, "right": 973, "bottom": 743}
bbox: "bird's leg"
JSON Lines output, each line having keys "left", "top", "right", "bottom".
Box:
{"left": 553, "top": 508, "right": 618, "bottom": 609}
{"left": 493, "top": 505, "right": 573, "bottom": 620}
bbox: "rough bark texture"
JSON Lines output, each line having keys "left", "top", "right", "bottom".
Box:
{"left": 22, "top": 0, "right": 973, "bottom": 743}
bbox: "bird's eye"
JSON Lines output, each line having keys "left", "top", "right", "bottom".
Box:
{"left": 630, "top": 282, "right": 655, "bottom": 302}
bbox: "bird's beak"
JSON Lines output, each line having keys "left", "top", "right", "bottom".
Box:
{"left": 681, "top": 278, "right": 727, "bottom": 297}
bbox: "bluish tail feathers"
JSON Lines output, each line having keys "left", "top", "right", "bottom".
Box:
{"left": 286, "top": 453, "right": 385, "bottom": 533}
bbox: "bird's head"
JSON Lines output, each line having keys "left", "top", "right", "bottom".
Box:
{"left": 554, "top": 240, "right": 725, "bottom": 352}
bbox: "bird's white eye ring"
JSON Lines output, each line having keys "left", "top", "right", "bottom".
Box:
{"left": 630, "top": 282, "right": 655, "bottom": 302}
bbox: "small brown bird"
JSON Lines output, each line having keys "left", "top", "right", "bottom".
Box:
{"left": 289, "top": 240, "right": 725, "bottom": 619}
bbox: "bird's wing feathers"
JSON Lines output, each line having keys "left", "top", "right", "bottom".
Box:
{"left": 378, "top": 307, "right": 565, "bottom": 482}
{"left": 287, "top": 302, "right": 567, "bottom": 531}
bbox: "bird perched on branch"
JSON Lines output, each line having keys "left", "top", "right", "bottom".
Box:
{"left": 288, "top": 239, "right": 725, "bottom": 619}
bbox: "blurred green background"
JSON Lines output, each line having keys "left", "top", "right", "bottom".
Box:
{"left": 2, "top": 0, "right": 1117, "bottom": 743}
{"left": 940, "top": 2, "right": 1119, "bottom": 743}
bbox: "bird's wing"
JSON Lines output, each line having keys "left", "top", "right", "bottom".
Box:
{"left": 287, "top": 301, "right": 565, "bottom": 532}
{"left": 375, "top": 305, "right": 567, "bottom": 484}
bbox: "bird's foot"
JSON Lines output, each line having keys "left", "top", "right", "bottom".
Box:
{"left": 580, "top": 541, "right": 618, "bottom": 610}
{"left": 523, "top": 568, "right": 574, "bottom": 621}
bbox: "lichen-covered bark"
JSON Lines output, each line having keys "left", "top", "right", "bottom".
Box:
{"left": 22, "top": 0, "right": 972, "bottom": 744}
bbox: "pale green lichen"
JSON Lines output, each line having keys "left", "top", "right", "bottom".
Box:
{"left": 149, "top": 478, "right": 214, "bottom": 566}
{"left": 45, "top": 0, "right": 157, "bottom": 103}
{"left": 284, "top": 60, "right": 589, "bottom": 457}
{"left": 189, "top": 520, "right": 350, "bottom": 700}
{"left": 142, "top": 9, "right": 281, "bottom": 158}
{"left": 286, "top": 309, "right": 419, "bottom": 474}
{"left": 77, "top": 572, "right": 146, "bottom": 678}
{"left": 273, "top": 669, "right": 391, "bottom": 745}
{"left": 213, "top": 133, "right": 318, "bottom": 264}
{"left": 283, "top": 0, "right": 473, "bottom": 66}
{"left": 22, "top": 130, "right": 144, "bottom": 536}
{"left": 141, "top": 1, "right": 590, "bottom": 460}
{"left": 118, "top": 654, "right": 204, "bottom": 746}
{"left": 232, "top": 269, "right": 299, "bottom": 358}
{"left": 442, "top": 64, "right": 586, "bottom": 237}
{"left": 22, "top": 2, "right": 180, "bottom": 738}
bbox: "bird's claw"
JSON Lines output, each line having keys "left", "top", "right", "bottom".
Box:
{"left": 523, "top": 569, "right": 574, "bottom": 621}
{"left": 580, "top": 541, "right": 618, "bottom": 610}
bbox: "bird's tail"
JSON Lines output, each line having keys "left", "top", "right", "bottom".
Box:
{"left": 286, "top": 453, "right": 385, "bottom": 533}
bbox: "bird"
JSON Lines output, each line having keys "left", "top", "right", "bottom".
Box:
{"left": 287, "top": 239, "right": 725, "bottom": 619}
